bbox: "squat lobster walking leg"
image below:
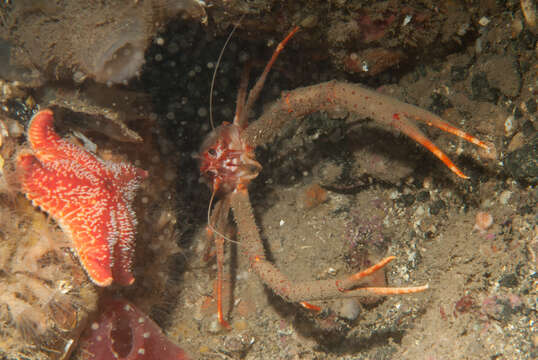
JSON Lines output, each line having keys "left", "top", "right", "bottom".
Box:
{"left": 207, "top": 197, "right": 232, "bottom": 328}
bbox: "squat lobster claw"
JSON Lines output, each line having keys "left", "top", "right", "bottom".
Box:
{"left": 200, "top": 26, "right": 487, "bottom": 328}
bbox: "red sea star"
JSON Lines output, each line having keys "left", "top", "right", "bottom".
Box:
{"left": 17, "top": 109, "right": 148, "bottom": 287}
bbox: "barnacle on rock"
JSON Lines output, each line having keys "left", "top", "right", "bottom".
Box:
{"left": 82, "top": 18, "right": 148, "bottom": 85}
{"left": 0, "top": 0, "right": 207, "bottom": 85}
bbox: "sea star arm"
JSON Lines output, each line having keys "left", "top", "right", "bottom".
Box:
{"left": 17, "top": 154, "right": 116, "bottom": 286}
{"left": 111, "top": 200, "right": 136, "bottom": 285}
{"left": 109, "top": 162, "right": 148, "bottom": 285}
{"left": 18, "top": 109, "right": 147, "bottom": 287}
{"left": 68, "top": 198, "right": 118, "bottom": 287}
{"left": 27, "top": 109, "right": 107, "bottom": 172}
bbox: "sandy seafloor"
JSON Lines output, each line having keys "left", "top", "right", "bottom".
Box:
{"left": 0, "top": 2, "right": 536, "bottom": 360}
{"left": 141, "top": 10, "right": 537, "bottom": 360}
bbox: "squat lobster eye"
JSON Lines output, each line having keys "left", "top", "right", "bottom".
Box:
{"left": 208, "top": 148, "right": 217, "bottom": 157}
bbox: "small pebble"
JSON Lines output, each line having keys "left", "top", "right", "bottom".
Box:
{"left": 474, "top": 211, "right": 493, "bottom": 232}
{"left": 327, "top": 267, "right": 337, "bottom": 276}
{"left": 478, "top": 16, "right": 490, "bottom": 26}
{"left": 504, "top": 115, "right": 516, "bottom": 136}
{"left": 478, "top": 16, "right": 491, "bottom": 26}
{"left": 338, "top": 298, "right": 361, "bottom": 320}
{"left": 479, "top": 141, "right": 497, "bottom": 161}
{"left": 499, "top": 190, "right": 512, "bottom": 205}
{"left": 232, "top": 319, "right": 248, "bottom": 331}
{"left": 73, "top": 71, "right": 87, "bottom": 83}
{"left": 207, "top": 318, "right": 222, "bottom": 333}
{"left": 224, "top": 332, "right": 254, "bottom": 354}
{"left": 498, "top": 273, "right": 518, "bottom": 288}
{"left": 300, "top": 14, "right": 318, "bottom": 28}
{"left": 429, "top": 200, "right": 446, "bottom": 215}
{"left": 416, "top": 191, "right": 430, "bottom": 202}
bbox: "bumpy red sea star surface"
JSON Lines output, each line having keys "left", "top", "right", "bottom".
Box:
{"left": 17, "top": 109, "right": 148, "bottom": 286}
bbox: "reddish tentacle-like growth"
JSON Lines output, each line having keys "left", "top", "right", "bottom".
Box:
{"left": 78, "top": 297, "right": 189, "bottom": 360}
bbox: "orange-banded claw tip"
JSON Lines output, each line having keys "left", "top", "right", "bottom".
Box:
{"left": 218, "top": 316, "right": 231, "bottom": 330}
{"left": 416, "top": 132, "right": 471, "bottom": 179}
{"left": 300, "top": 301, "right": 322, "bottom": 312}
{"left": 425, "top": 119, "right": 490, "bottom": 150}
{"left": 346, "top": 256, "right": 396, "bottom": 283}
{"left": 365, "top": 284, "right": 429, "bottom": 295}
{"left": 217, "top": 296, "right": 231, "bottom": 329}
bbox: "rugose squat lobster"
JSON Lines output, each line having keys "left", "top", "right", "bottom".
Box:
{"left": 199, "top": 27, "right": 489, "bottom": 328}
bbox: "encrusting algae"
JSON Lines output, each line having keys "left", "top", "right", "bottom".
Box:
{"left": 0, "top": 196, "right": 98, "bottom": 360}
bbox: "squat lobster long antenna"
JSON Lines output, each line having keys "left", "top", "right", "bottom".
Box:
{"left": 210, "top": 15, "right": 245, "bottom": 130}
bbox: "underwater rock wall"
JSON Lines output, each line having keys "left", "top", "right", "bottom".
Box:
{"left": 0, "top": 0, "right": 206, "bottom": 86}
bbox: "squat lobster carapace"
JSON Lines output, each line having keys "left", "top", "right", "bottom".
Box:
{"left": 200, "top": 26, "right": 487, "bottom": 328}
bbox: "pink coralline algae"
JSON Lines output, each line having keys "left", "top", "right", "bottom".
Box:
{"left": 345, "top": 207, "right": 386, "bottom": 248}
{"left": 357, "top": 12, "right": 397, "bottom": 43}
{"left": 79, "top": 297, "right": 189, "bottom": 360}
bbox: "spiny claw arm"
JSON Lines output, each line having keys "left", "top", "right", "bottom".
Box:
{"left": 384, "top": 98, "right": 489, "bottom": 150}
{"left": 230, "top": 188, "right": 427, "bottom": 303}
{"left": 233, "top": 64, "right": 251, "bottom": 128}
{"left": 390, "top": 113, "right": 470, "bottom": 178}
{"left": 245, "top": 81, "right": 488, "bottom": 179}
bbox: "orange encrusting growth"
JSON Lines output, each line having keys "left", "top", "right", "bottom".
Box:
{"left": 303, "top": 183, "right": 328, "bottom": 209}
